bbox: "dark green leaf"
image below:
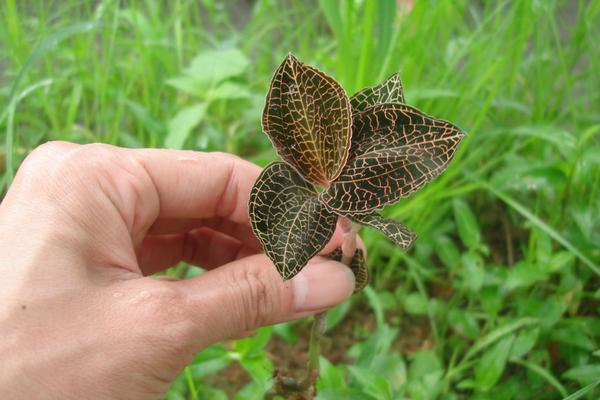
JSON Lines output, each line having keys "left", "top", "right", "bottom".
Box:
{"left": 165, "top": 103, "right": 206, "bottom": 149}
{"left": 248, "top": 162, "right": 337, "bottom": 280}
{"left": 474, "top": 334, "right": 515, "bottom": 391}
{"left": 562, "top": 365, "right": 600, "bottom": 386}
{"left": 348, "top": 366, "right": 393, "bottom": 400}
{"left": 262, "top": 54, "right": 352, "bottom": 185}
{"left": 329, "top": 247, "right": 368, "bottom": 292}
{"left": 189, "top": 344, "right": 231, "bottom": 378}
{"left": 318, "top": 356, "right": 347, "bottom": 390}
{"left": 351, "top": 213, "right": 416, "bottom": 249}
{"left": 453, "top": 199, "right": 481, "bottom": 249}
{"left": 350, "top": 73, "right": 405, "bottom": 112}
{"left": 321, "top": 103, "right": 465, "bottom": 214}
{"left": 403, "top": 292, "right": 428, "bottom": 315}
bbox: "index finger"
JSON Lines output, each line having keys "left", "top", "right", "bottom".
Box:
{"left": 133, "top": 150, "right": 260, "bottom": 225}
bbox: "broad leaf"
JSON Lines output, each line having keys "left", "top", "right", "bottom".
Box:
{"left": 262, "top": 54, "right": 352, "bottom": 185}
{"left": 351, "top": 213, "right": 416, "bottom": 249}
{"left": 321, "top": 103, "right": 465, "bottom": 213}
{"left": 329, "top": 247, "right": 368, "bottom": 292}
{"left": 165, "top": 103, "right": 207, "bottom": 149}
{"left": 350, "top": 73, "right": 405, "bottom": 112}
{"left": 185, "top": 48, "right": 249, "bottom": 85}
{"left": 248, "top": 162, "right": 337, "bottom": 280}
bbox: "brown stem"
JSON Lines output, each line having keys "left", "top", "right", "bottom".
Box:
{"left": 339, "top": 217, "right": 359, "bottom": 265}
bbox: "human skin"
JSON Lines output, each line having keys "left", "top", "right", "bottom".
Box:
{"left": 0, "top": 142, "right": 355, "bottom": 400}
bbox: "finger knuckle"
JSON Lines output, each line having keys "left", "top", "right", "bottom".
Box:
{"left": 209, "top": 151, "right": 241, "bottom": 161}
{"left": 18, "top": 141, "right": 73, "bottom": 178}
{"left": 134, "top": 283, "right": 197, "bottom": 347}
{"left": 233, "top": 266, "right": 275, "bottom": 330}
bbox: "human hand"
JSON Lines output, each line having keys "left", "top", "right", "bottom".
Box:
{"left": 0, "top": 142, "right": 355, "bottom": 399}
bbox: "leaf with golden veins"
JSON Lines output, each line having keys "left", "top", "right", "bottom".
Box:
{"left": 351, "top": 213, "right": 416, "bottom": 250}
{"left": 262, "top": 54, "right": 352, "bottom": 185}
{"left": 350, "top": 72, "right": 405, "bottom": 112}
{"left": 321, "top": 103, "right": 466, "bottom": 214}
{"left": 329, "top": 247, "right": 368, "bottom": 292}
{"left": 248, "top": 162, "right": 338, "bottom": 280}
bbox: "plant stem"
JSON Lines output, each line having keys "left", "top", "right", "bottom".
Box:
{"left": 301, "top": 311, "right": 327, "bottom": 392}
{"left": 300, "top": 217, "right": 358, "bottom": 398}
{"left": 339, "top": 217, "right": 359, "bottom": 265}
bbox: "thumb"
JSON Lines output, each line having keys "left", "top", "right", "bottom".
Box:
{"left": 179, "top": 254, "right": 355, "bottom": 348}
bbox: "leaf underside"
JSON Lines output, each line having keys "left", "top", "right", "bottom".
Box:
{"left": 351, "top": 213, "right": 416, "bottom": 250}
{"left": 329, "top": 247, "right": 368, "bottom": 292}
{"left": 350, "top": 72, "right": 405, "bottom": 112}
{"left": 321, "top": 103, "right": 466, "bottom": 214}
{"left": 262, "top": 54, "right": 352, "bottom": 185}
{"left": 248, "top": 162, "right": 338, "bottom": 280}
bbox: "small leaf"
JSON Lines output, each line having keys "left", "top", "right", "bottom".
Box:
{"left": 189, "top": 344, "right": 231, "bottom": 378}
{"left": 453, "top": 199, "right": 481, "bottom": 249}
{"left": 350, "top": 73, "right": 405, "bottom": 112}
{"left": 348, "top": 366, "right": 393, "bottom": 400}
{"left": 248, "top": 162, "right": 337, "bottom": 280}
{"left": 562, "top": 365, "right": 600, "bottom": 386}
{"left": 329, "top": 247, "right": 368, "bottom": 292}
{"left": 474, "top": 334, "right": 515, "bottom": 391}
{"left": 185, "top": 48, "right": 249, "bottom": 85}
{"left": 210, "top": 81, "right": 251, "bottom": 101}
{"left": 350, "top": 213, "right": 416, "bottom": 249}
{"left": 165, "top": 103, "right": 207, "bottom": 149}
{"left": 403, "top": 292, "right": 428, "bottom": 315}
{"left": 322, "top": 103, "right": 465, "bottom": 214}
{"left": 318, "top": 356, "right": 347, "bottom": 390}
{"left": 166, "top": 75, "right": 201, "bottom": 97}
{"left": 262, "top": 54, "right": 352, "bottom": 185}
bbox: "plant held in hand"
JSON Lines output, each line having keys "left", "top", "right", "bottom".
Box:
{"left": 248, "top": 54, "right": 465, "bottom": 398}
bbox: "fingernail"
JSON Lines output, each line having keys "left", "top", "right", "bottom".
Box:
{"left": 292, "top": 257, "right": 355, "bottom": 312}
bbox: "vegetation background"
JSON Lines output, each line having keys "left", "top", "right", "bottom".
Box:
{"left": 1, "top": 0, "right": 599, "bottom": 399}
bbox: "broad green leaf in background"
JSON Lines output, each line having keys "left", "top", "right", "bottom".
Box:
{"left": 165, "top": 103, "right": 206, "bottom": 149}
{"left": 209, "top": 81, "right": 252, "bottom": 101}
{"left": 348, "top": 366, "right": 393, "bottom": 400}
{"left": 508, "top": 328, "right": 539, "bottom": 360}
{"left": 403, "top": 292, "right": 428, "bottom": 315}
{"left": 318, "top": 356, "right": 347, "bottom": 390}
{"left": 321, "top": 103, "right": 465, "bottom": 214}
{"left": 184, "top": 48, "right": 249, "bottom": 86}
{"left": 233, "top": 326, "right": 272, "bottom": 357}
{"left": 459, "top": 252, "right": 484, "bottom": 292}
{"left": 350, "top": 72, "right": 405, "bottom": 112}
{"left": 407, "top": 350, "right": 444, "bottom": 400}
{"left": 453, "top": 198, "right": 481, "bottom": 249}
{"left": 262, "top": 54, "right": 352, "bottom": 185}
{"left": 562, "top": 364, "right": 600, "bottom": 386}
{"left": 248, "top": 162, "right": 337, "bottom": 279}
{"left": 355, "top": 323, "right": 398, "bottom": 369}
{"left": 188, "top": 344, "right": 231, "bottom": 378}
{"left": 166, "top": 75, "right": 203, "bottom": 97}
{"left": 474, "top": 334, "right": 515, "bottom": 391}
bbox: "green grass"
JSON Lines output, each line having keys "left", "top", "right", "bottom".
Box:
{"left": 2, "top": 0, "right": 600, "bottom": 399}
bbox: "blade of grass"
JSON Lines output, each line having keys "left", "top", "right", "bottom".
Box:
{"left": 511, "top": 358, "right": 568, "bottom": 398}
{"left": 561, "top": 379, "right": 600, "bottom": 400}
